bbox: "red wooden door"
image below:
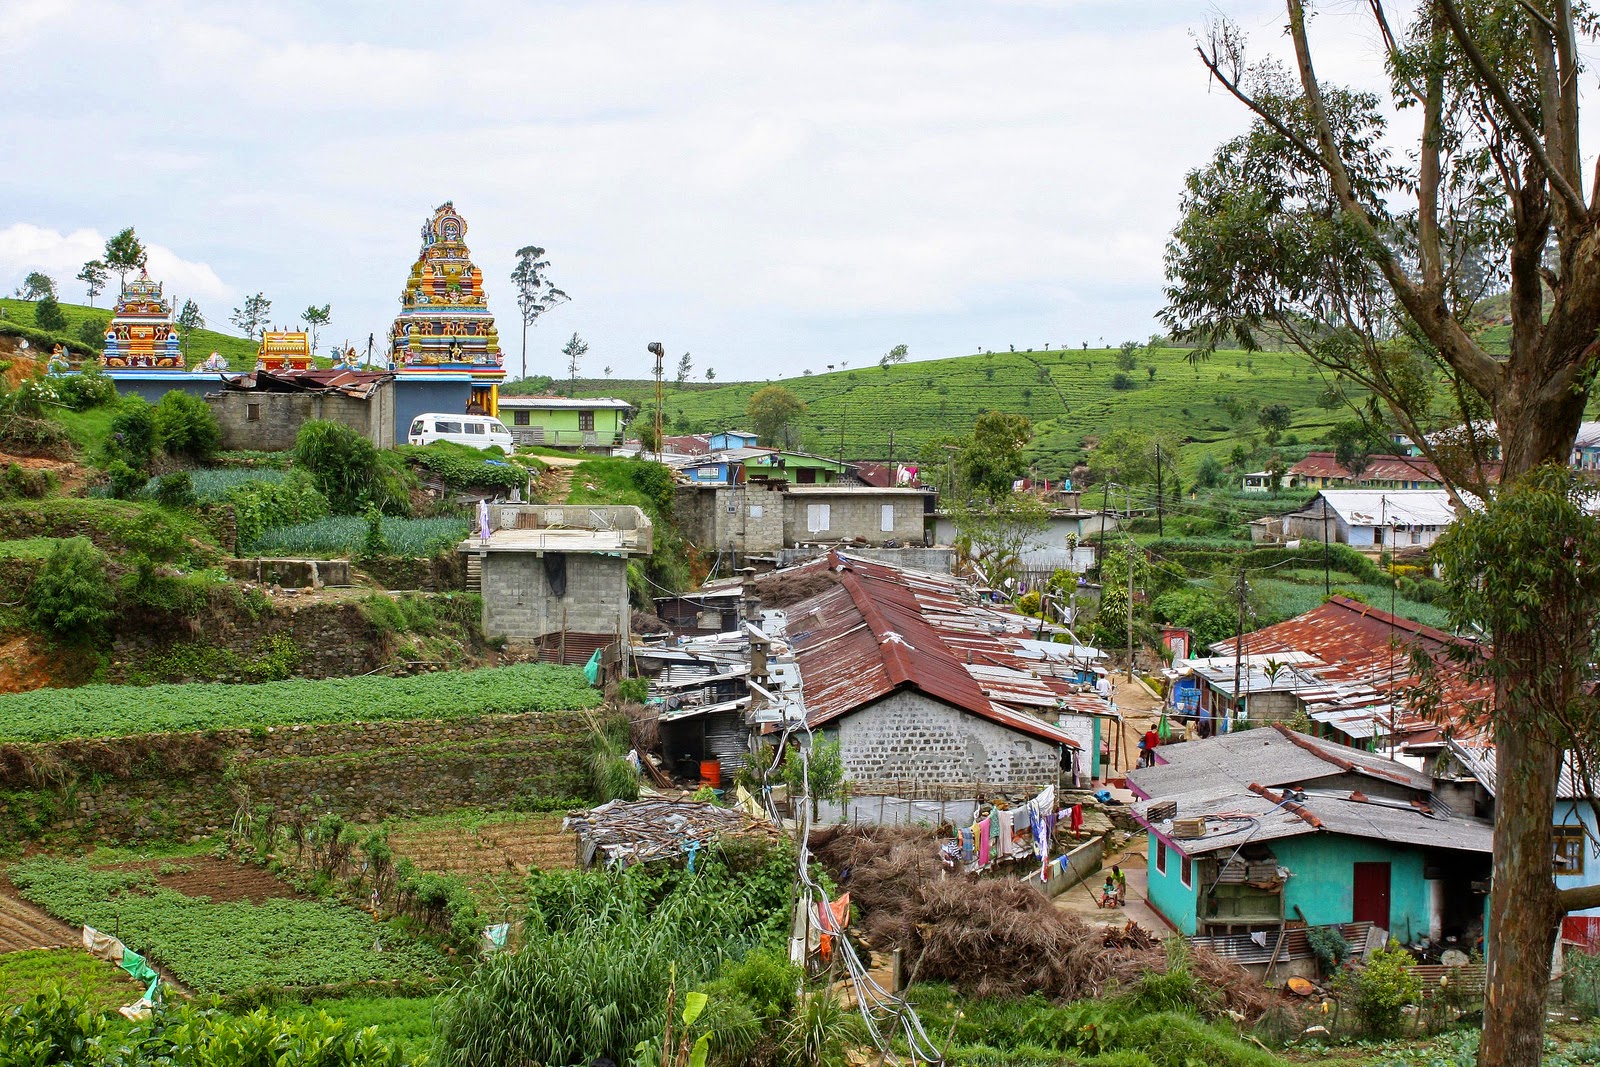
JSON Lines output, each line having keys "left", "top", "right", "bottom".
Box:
{"left": 1353, "top": 861, "right": 1392, "bottom": 931}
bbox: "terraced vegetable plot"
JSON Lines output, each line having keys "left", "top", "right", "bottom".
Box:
{"left": 9, "top": 857, "right": 445, "bottom": 995}
{"left": 0, "top": 663, "right": 600, "bottom": 742}
{"left": 0, "top": 948, "right": 141, "bottom": 1012}
{"left": 388, "top": 811, "right": 575, "bottom": 901}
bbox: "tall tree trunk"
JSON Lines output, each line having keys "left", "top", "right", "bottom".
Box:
{"left": 1479, "top": 713, "right": 1562, "bottom": 1066}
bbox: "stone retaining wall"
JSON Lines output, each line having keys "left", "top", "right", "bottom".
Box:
{"left": 0, "top": 709, "right": 594, "bottom": 843}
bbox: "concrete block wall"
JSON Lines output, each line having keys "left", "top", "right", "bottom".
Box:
{"left": 480, "top": 552, "right": 629, "bottom": 642}
{"left": 781, "top": 493, "right": 924, "bottom": 546}
{"left": 836, "top": 690, "right": 1062, "bottom": 793}
{"left": 209, "top": 391, "right": 391, "bottom": 452}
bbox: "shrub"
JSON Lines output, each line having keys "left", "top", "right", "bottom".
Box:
{"left": 153, "top": 470, "right": 196, "bottom": 509}
{"left": 1339, "top": 940, "right": 1421, "bottom": 1038}
{"left": 26, "top": 536, "right": 115, "bottom": 640}
{"left": 74, "top": 317, "right": 104, "bottom": 351}
{"left": 103, "top": 396, "right": 158, "bottom": 469}
{"left": 1110, "top": 372, "right": 1134, "bottom": 390}
{"left": 293, "top": 420, "right": 410, "bottom": 515}
{"left": 153, "top": 390, "right": 222, "bottom": 461}
{"left": 225, "top": 470, "right": 330, "bottom": 550}
{"left": 1565, "top": 948, "right": 1600, "bottom": 1018}
{"left": 56, "top": 366, "right": 116, "bottom": 410}
{"left": 105, "top": 459, "right": 144, "bottom": 500}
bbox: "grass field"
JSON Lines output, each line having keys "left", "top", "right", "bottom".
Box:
{"left": 550, "top": 346, "right": 1351, "bottom": 480}
{"left": 0, "top": 663, "right": 600, "bottom": 742}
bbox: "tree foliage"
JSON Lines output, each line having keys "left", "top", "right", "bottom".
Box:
{"left": 229, "top": 292, "right": 272, "bottom": 341}
{"left": 292, "top": 420, "right": 409, "bottom": 515}
{"left": 956, "top": 410, "right": 1032, "bottom": 502}
{"left": 102, "top": 226, "right": 146, "bottom": 288}
{"left": 952, "top": 492, "right": 1049, "bottom": 588}
{"left": 562, "top": 332, "right": 588, "bottom": 393}
{"left": 746, "top": 386, "right": 807, "bottom": 448}
{"left": 300, "top": 303, "right": 331, "bottom": 352}
{"left": 76, "top": 259, "right": 107, "bottom": 306}
{"left": 17, "top": 271, "right": 54, "bottom": 301}
{"left": 175, "top": 299, "right": 204, "bottom": 360}
{"left": 510, "top": 245, "right": 569, "bottom": 378}
{"left": 32, "top": 295, "right": 65, "bottom": 333}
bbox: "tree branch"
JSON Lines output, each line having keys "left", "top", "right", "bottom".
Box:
{"left": 1284, "top": 0, "right": 1505, "bottom": 404}
{"left": 1437, "top": 0, "right": 1589, "bottom": 222}
{"left": 1559, "top": 882, "right": 1600, "bottom": 914}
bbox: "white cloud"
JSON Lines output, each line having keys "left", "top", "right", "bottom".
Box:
{"left": 0, "top": 224, "right": 234, "bottom": 309}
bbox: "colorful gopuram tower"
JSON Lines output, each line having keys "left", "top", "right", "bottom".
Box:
{"left": 389, "top": 202, "right": 503, "bottom": 414}
{"left": 100, "top": 269, "right": 182, "bottom": 370}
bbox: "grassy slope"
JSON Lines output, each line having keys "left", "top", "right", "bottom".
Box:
{"left": 4, "top": 297, "right": 276, "bottom": 369}
{"left": 559, "top": 347, "right": 1348, "bottom": 479}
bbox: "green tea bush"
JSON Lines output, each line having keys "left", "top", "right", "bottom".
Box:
{"left": 153, "top": 390, "right": 222, "bottom": 461}
{"left": 26, "top": 536, "right": 115, "bottom": 640}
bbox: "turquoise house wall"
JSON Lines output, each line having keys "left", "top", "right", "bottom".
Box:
{"left": 1145, "top": 835, "right": 1200, "bottom": 935}
{"left": 1555, "top": 799, "right": 1600, "bottom": 918}
{"left": 1272, "top": 836, "right": 1430, "bottom": 942}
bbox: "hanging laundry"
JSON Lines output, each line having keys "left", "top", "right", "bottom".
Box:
{"left": 977, "top": 817, "right": 991, "bottom": 866}
{"left": 1069, "top": 803, "right": 1084, "bottom": 836}
{"left": 959, "top": 827, "right": 975, "bottom": 864}
{"left": 996, "top": 809, "right": 1014, "bottom": 858}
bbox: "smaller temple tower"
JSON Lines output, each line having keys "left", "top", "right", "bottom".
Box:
{"left": 100, "top": 269, "right": 182, "bottom": 370}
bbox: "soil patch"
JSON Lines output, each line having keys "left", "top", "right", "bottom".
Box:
{"left": 0, "top": 874, "right": 76, "bottom": 954}
{"left": 390, "top": 812, "right": 574, "bottom": 892}
{"left": 100, "top": 857, "right": 304, "bottom": 904}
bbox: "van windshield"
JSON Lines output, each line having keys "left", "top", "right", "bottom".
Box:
{"left": 490, "top": 420, "right": 509, "bottom": 434}
{"left": 409, "top": 419, "right": 425, "bottom": 435}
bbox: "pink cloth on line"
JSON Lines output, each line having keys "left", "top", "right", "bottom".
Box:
{"left": 977, "top": 817, "right": 991, "bottom": 866}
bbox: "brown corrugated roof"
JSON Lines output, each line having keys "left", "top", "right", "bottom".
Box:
{"left": 786, "top": 553, "right": 1080, "bottom": 748}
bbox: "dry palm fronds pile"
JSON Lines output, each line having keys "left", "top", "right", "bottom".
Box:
{"left": 758, "top": 568, "right": 839, "bottom": 608}
{"left": 813, "top": 825, "right": 1273, "bottom": 1021}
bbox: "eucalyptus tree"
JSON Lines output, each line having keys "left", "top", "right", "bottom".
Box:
{"left": 1162, "top": 4, "right": 1600, "bottom": 1062}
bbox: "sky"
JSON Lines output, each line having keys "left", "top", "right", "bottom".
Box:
{"left": 2, "top": 1, "right": 1417, "bottom": 381}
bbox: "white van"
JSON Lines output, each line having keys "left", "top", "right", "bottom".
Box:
{"left": 407, "top": 413, "right": 514, "bottom": 451}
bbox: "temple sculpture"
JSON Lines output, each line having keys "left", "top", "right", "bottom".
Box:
{"left": 388, "top": 202, "right": 504, "bottom": 414}
{"left": 100, "top": 270, "right": 182, "bottom": 369}
{"left": 257, "top": 330, "right": 313, "bottom": 371}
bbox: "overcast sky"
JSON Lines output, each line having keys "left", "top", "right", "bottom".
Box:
{"left": 3, "top": 1, "right": 1423, "bottom": 380}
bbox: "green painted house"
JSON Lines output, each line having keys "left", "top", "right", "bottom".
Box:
{"left": 498, "top": 396, "right": 634, "bottom": 450}
{"left": 1129, "top": 726, "right": 1492, "bottom": 943}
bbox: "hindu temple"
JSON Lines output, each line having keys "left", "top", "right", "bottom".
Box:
{"left": 388, "top": 202, "right": 504, "bottom": 416}
{"left": 257, "top": 330, "right": 314, "bottom": 371}
{"left": 100, "top": 269, "right": 182, "bottom": 370}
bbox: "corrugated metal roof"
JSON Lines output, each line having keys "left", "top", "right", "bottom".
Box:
{"left": 1130, "top": 728, "right": 1492, "bottom": 856}
{"left": 1443, "top": 737, "right": 1597, "bottom": 800}
{"left": 785, "top": 553, "right": 1085, "bottom": 748}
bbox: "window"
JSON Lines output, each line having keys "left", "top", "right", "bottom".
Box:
{"left": 749, "top": 505, "right": 763, "bottom": 518}
{"left": 437, "top": 421, "right": 463, "bottom": 434}
{"left": 464, "top": 422, "right": 486, "bottom": 435}
{"left": 409, "top": 419, "right": 425, "bottom": 436}
{"left": 881, "top": 503, "right": 896, "bottom": 532}
{"left": 579, "top": 411, "right": 595, "bottom": 432}
{"left": 1181, "top": 855, "right": 1192, "bottom": 888}
{"left": 806, "top": 503, "right": 831, "bottom": 533}
{"left": 1155, "top": 840, "right": 1167, "bottom": 875}
{"left": 247, "top": 403, "right": 260, "bottom": 423}
{"left": 1556, "top": 825, "right": 1587, "bottom": 875}
{"left": 513, "top": 410, "right": 530, "bottom": 426}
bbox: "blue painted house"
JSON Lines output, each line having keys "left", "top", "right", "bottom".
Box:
{"left": 1129, "top": 726, "right": 1492, "bottom": 943}
{"left": 1437, "top": 739, "right": 1600, "bottom": 950}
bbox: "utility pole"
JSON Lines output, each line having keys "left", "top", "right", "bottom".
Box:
{"left": 1096, "top": 480, "right": 1112, "bottom": 582}
{"left": 1232, "top": 559, "right": 1247, "bottom": 729}
{"left": 1322, "top": 497, "right": 1330, "bottom": 597}
{"left": 887, "top": 430, "right": 895, "bottom": 465}
{"left": 1125, "top": 539, "right": 1137, "bottom": 681}
{"left": 647, "top": 342, "right": 664, "bottom": 458}
{"left": 1155, "top": 443, "right": 1164, "bottom": 538}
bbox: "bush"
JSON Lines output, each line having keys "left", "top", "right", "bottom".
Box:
{"left": 1339, "top": 940, "right": 1421, "bottom": 1038}
{"left": 55, "top": 366, "right": 115, "bottom": 411}
{"left": 1110, "top": 372, "right": 1134, "bottom": 390}
{"left": 74, "top": 318, "right": 104, "bottom": 351}
{"left": 106, "top": 459, "right": 146, "bottom": 500}
{"left": 293, "top": 420, "right": 410, "bottom": 515}
{"left": 153, "top": 470, "right": 196, "bottom": 509}
{"left": 103, "top": 396, "right": 158, "bottom": 469}
{"left": 225, "top": 470, "right": 330, "bottom": 550}
{"left": 1565, "top": 948, "right": 1600, "bottom": 1018}
{"left": 153, "top": 390, "right": 222, "bottom": 461}
{"left": 26, "top": 536, "right": 115, "bottom": 640}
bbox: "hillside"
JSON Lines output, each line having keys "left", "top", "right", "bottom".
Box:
{"left": 553, "top": 346, "right": 1354, "bottom": 479}
{"left": 4, "top": 297, "right": 279, "bottom": 369}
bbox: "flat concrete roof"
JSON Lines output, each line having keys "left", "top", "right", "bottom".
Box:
{"left": 459, "top": 528, "right": 651, "bottom": 556}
